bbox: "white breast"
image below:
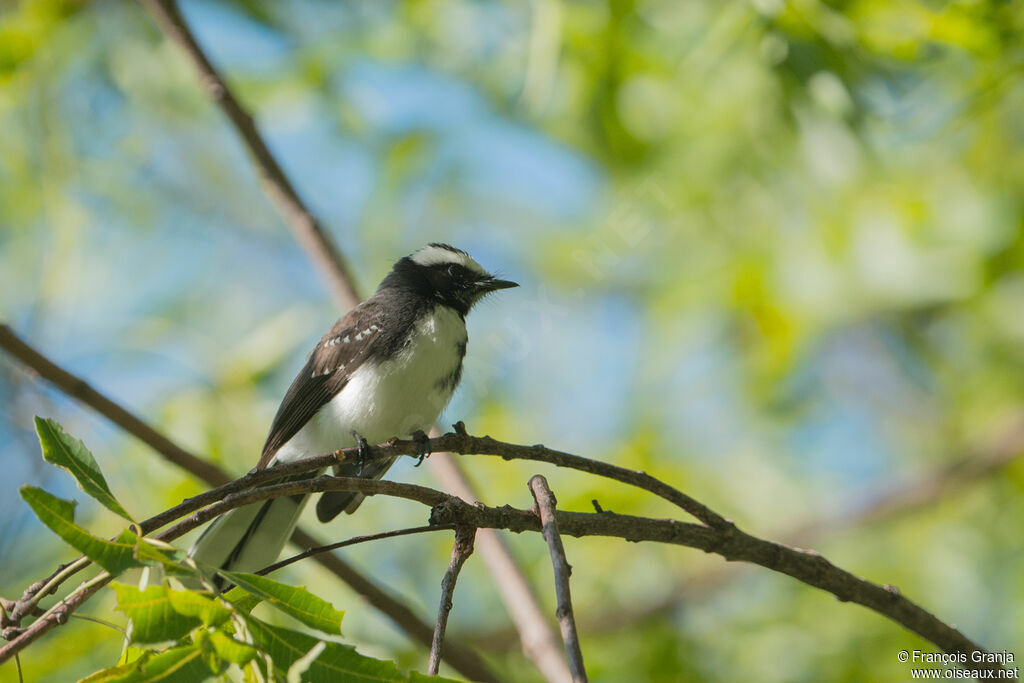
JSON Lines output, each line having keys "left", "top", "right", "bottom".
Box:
{"left": 272, "top": 307, "right": 467, "bottom": 464}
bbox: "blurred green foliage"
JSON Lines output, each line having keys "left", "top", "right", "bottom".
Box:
{"left": 0, "top": 0, "right": 1021, "bottom": 681}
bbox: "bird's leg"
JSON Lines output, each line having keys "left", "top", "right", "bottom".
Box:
{"left": 411, "top": 429, "right": 431, "bottom": 467}
{"left": 351, "top": 430, "right": 371, "bottom": 477}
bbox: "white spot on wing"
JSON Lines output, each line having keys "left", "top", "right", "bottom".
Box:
{"left": 278, "top": 306, "right": 467, "bottom": 466}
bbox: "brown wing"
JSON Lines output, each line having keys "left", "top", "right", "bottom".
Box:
{"left": 256, "top": 301, "right": 387, "bottom": 469}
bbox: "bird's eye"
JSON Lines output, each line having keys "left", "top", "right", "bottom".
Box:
{"left": 447, "top": 265, "right": 459, "bottom": 278}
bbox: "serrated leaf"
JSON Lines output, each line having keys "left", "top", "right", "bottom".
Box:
{"left": 208, "top": 630, "right": 258, "bottom": 666}
{"left": 166, "top": 588, "right": 232, "bottom": 627}
{"left": 20, "top": 486, "right": 140, "bottom": 575}
{"left": 220, "top": 571, "right": 343, "bottom": 635}
{"left": 112, "top": 584, "right": 201, "bottom": 644}
{"left": 35, "top": 416, "right": 133, "bottom": 522}
{"left": 79, "top": 644, "right": 216, "bottom": 683}
{"left": 245, "top": 618, "right": 405, "bottom": 682}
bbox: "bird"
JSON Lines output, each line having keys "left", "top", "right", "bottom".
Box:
{"left": 188, "top": 243, "right": 517, "bottom": 580}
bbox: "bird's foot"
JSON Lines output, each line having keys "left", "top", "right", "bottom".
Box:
{"left": 411, "top": 429, "right": 431, "bottom": 467}
{"left": 351, "top": 430, "right": 371, "bottom": 476}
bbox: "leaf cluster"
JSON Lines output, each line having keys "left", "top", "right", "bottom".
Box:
{"left": 14, "top": 418, "right": 455, "bottom": 683}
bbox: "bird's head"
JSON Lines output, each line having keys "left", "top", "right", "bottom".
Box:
{"left": 380, "top": 243, "right": 518, "bottom": 315}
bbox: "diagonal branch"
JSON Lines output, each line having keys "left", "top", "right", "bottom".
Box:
{"left": 137, "top": 1, "right": 569, "bottom": 677}
{"left": 445, "top": 421, "right": 726, "bottom": 528}
{"left": 257, "top": 524, "right": 455, "bottom": 577}
{"left": 0, "top": 325, "right": 229, "bottom": 487}
{"left": 139, "top": 0, "right": 360, "bottom": 311}
{"left": 428, "top": 525, "right": 476, "bottom": 676}
{"left": 561, "top": 413, "right": 1024, "bottom": 640}
{"left": 0, "top": 324, "right": 496, "bottom": 683}
{"left": 1, "top": 569, "right": 113, "bottom": 665}
{"left": 528, "top": 476, "right": 587, "bottom": 683}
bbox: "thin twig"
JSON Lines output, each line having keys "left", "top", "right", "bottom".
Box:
{"left": 428, "top": 526, "right": 476, "bottom": 676}
{"left": 0, "top": 571, "right": 112, "bottom": 664}
{"left": 0, "top": 324, "right": 497, "bottom": 683}
{"left": 138, "top": 0, "right": 360, "bottom": 311}
{"left": 257, "top": 525, "right": 456, "bottom": 577}
{"left": 69, "top": 614, "right": 127, "bottom": 635}
{"left": 428, "top": 427, "right": 571, "bottom": 683}
{"left": 528, "top": 476, "right": 587, "bottom": 683}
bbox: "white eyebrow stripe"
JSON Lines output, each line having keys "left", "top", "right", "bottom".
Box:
{"left": 410, "top": 244, "right": 486, "bottom": 275}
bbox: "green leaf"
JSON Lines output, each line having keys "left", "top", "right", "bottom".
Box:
{"left": 80, "top": 652, "right": 154, "bottom": 683}
{"left": 166, "top": 588, "right": 232, "bottom": 627}
{"left": 222, "top": 585, "right": 261, "bottom": 614}
{"left": 407, "top": 674, "right": 462, "bottom": 683}
{"left": 35, "top": 416, "right": 133, "bottom": 522}
{"left": 220, "top": 571, "right": 343, "bottom": 635}
{"left": 208, "top": 629, "right": 258, "bottom": 666}
{"left": 245, "top": 618, "right": 405, "bottom": 682}
{"left": 112, "top": 584, "right": 201, "bottom": 644}
{"left": 120, "top": 530, "right": 192, "bottom": 577}
{"left": 192, "top": 628, "right": 221, "bottom": 674}
{"left": 79, "top": 645, "right": 216, "bottom": 683}
{"left": 20, "top": 486, "right": 140, "bottom": 575}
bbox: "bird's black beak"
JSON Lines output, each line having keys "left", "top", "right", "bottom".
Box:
{"left": 476, "top": 277, "right": 519, "bottom": 293}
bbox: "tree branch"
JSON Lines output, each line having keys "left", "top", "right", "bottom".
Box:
{"left": 429, "top": 526, "right": 476, "bottom": 676}
{"left": 138, "top": 0, "right": 361, "bottom": 311}
{"left": 0, "top": 571, "right": 112, "bottom": 664}
{"left": 430, "top": 502, "right": 1007, "bottom": 677}
{"left": 443, "top": 421, "right": 727, "bottom": 528}
{"left": 427, "top": 428, "right": 572, "bottom": 682}
{"left": 557, "top": 412, "right": 1024, "bottom": 641}
{"left": 257, "top": 524, "right": 456, "bottom": 577}
{"left": 528, "top": 476, "right": 587, "bottom": 683}
{"left": 0, "top": 458, "right": 1009, "bottom": 676}
{"left": 0, "top": 324, "right": 229, "bottom": 487}
{"left": 0, "top": 324, "right": 496, "bottom": 683}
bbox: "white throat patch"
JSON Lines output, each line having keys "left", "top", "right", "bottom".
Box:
{"left": 411, "top": 244, "right": 486, "bottom": 275}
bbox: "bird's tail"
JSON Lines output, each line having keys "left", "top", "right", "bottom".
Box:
{"left": 315, "top": 455, "right": 398, "bottom": 522}
{"left": 188, "top": 477, "right": 311, "bottom": 582}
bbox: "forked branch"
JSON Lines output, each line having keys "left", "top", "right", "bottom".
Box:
{"left": 428, "top": 526, "right": 477, "bottom": 675}
{"left": 529, "top": 476, "right": 588, "bottom": 683}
